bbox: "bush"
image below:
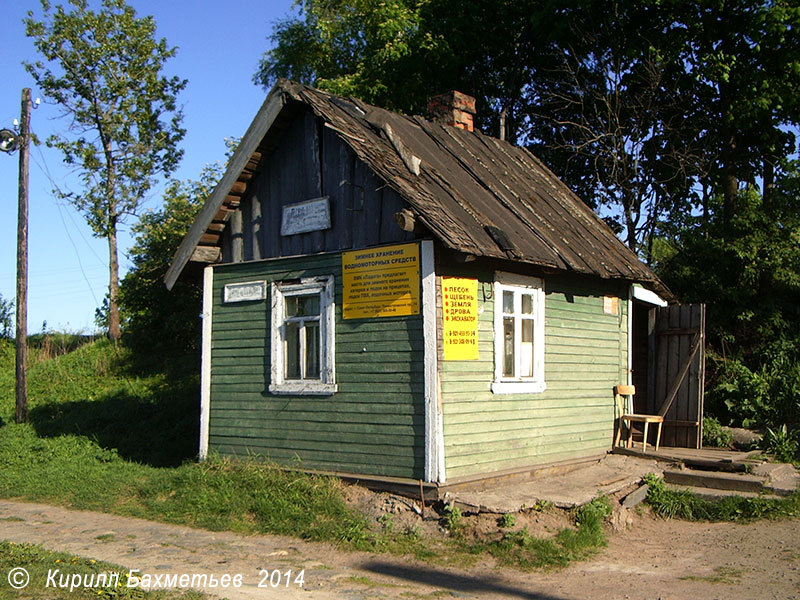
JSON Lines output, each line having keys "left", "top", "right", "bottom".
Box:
{"left": 702, "top": 416, "right": 733, "bottom": 448}
{"left": 706, "top": 351, "right": 800, "bottom": 429}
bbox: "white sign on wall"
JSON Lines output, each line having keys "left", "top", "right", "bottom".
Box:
{"left": 280, "top": 196, "right": 331, "bottom": 236}
{"left": 223, "top": 281, "right": 267, "bottom": 303}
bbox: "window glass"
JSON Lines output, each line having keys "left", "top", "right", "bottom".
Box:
{"left": 521, "top": 293, "right": 533, "bottom": 315}
{"left": 493, "top": 274, "right": 545, "bottom": 394}
{"left": 285, "top": 321, "right": 301, "bottom": 379}
{"left": 503, "top": 316, "right": 515, "bottom": 377}
{"left": 305, "top": 321, "right": 320, "bottom": 377}
{"left": 521, "top": 318, "right": 534, "bottom": 377}
{"left": 503, "top": 290, "right": 514, "bottom": 314}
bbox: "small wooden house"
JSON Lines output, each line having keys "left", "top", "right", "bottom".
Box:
{"left": 166, "top": 81, "right": 700, "bottom": 489}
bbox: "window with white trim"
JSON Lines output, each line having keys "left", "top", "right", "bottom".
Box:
{"left": 269, "top": 276, "right": 336, "bottom": 395}
{"left": 492, "top": 272, "right": 545, "bottom": 394}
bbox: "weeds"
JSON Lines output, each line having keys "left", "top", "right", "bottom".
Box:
{"left": 680, "top": 565, "right": 745, "bottom": 585}
{"left": 759, "top": 424, "right": 799, "bottom": 464}
{"left": 644, "top": 474, "right": 800, "bottom": 521}
{"left": 465, "top": 497, "right": 613, "bottom": 571}
{"left": 702, "top": 416, "right": 734, "bottom": 448}
{"left": 498, "top": 513, "right": 516, "bottom": 528}
{"left": 443, "top": 504, "right": 463, "bottom": 534}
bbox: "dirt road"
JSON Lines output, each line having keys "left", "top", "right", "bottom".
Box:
{"left": 1, "top": 499, "right": 798, "bottom": 599}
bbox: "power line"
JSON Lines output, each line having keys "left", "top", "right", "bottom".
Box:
{"left": 29, "top": 142, "right": 103, "bottom": 310}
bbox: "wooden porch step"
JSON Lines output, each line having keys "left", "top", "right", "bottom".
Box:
{"left": 663, "top": 469, "right": 767, "bottom": 493}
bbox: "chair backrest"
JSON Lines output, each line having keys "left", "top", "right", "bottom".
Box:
{"left": 614, "top": 385, "right": 635, "bottom": 396}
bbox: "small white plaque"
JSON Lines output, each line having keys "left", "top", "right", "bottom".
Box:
{"left": 281, "top": 196, "right": 331, "bottom": 236}
{"left": 224, "top": 281, "right": 266, "bottom": 303}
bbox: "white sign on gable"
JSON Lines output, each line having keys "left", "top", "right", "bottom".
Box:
{"left": 280, "top": 196, "right": 331, "bottom": 236}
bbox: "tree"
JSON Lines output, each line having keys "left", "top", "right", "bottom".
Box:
{"left": 24, "top": 0, "right": 186, "bottom": 341}
{"left": 119, "top": 155, "right": 227, "bottom": 373}
{"left": 0, "top": 294, "right": 13, "bottom": 339}
{"left": 656, "top": 170, "right": 800, "bottom": 427}
{"left": 664, "top": 0, "right": 800, "bottom": 226}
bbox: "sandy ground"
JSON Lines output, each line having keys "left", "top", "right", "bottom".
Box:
{"left": 1, "top": 498, "right": 799, "bottom": 600}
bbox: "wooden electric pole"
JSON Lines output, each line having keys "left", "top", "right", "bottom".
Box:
{"left": 16, "top": 88, "right": 31, "bottom": 424}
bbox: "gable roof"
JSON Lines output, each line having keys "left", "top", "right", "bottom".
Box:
{"left": 166, "top": 80, "right": 668, "bottom": 295}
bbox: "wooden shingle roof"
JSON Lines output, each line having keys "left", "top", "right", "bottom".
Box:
{"left": 166, "top": 80, "right": 667, "bottom": 294}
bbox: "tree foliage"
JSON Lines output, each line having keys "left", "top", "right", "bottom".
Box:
{"left": 24, "top": 0, "right": 186, "bottom": 341}
{"left": 0, "top": 294, "right": 13, "bottom": 339}
{"left": 657, "top": 166, "right": 800, "bottom": 427}
{"left": 119, "top": 157, "right": 226, "bottom": 373}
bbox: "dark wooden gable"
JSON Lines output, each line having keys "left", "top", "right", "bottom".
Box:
{"left": 220, "top": 106, "right": 417, "bottom": 263}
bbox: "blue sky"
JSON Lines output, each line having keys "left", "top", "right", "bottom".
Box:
{"left": 0, "top": 0, "right": 296, "bottom": 332}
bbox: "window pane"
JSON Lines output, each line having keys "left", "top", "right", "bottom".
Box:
{"left": 286, "top": 294, "right": 320, "bottom": 318}
{"left": 285, "top": 322, "right": 300, "bottom": 379}
{"left": 305, "top": 321, "right": 320, "bottom": 379}
{"left": 503, "top": 317, "right": 515, "bottom": 377}
{"left": 521, "top": 319, "right": 534, "bottom": 377}
{"left": 503, "top": 290, "right": 514, "bottom": 315}
{"left": 300, "top": 295, "right": 320, "bottom": 316}
{"left": 521, "top": 294, "right": 533, "bottom": 314}
{"left": 285, "top": 296, "right": 298, "bottom": 318}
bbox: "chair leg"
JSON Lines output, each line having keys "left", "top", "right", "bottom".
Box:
{"left": 655, "top": 421, "right": 663, "bottom": 452}
{"left": 626, "top": 420, "right": 634, "bottom": 449}
{"left": 642, "top": 422, "right": 649, "bottom": 451}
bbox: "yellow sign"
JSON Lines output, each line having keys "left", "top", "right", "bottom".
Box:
{"left": 342, "top": 243, "right": 420, "bottom": 319}
{"left": 442, "top": 277, "right": 479, "bottom": 360}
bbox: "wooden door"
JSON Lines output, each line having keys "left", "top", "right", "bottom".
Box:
{"left": 647, "top": 304, "right": 706, "bottom": 448}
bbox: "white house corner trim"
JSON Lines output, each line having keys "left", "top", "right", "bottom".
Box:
{"left": 199, "top": 266, "right": 213, "bottom": 461}
{"left": 627, "top": 293, "right": 634, "bottom": 387}
{"left": 421, "top": 241, "right": 444, "bottom": 483}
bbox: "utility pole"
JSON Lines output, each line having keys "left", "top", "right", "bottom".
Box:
{"left": 16, "top": 88, "right": 31, "bottom": 424}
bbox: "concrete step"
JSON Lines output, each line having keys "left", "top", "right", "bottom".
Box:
{"left": 665, "top": 483, "right": 784, "bottom": 502}
{"left": 752, "top": 462, "right": 800, "bottom": 496}
{"left": 663, "top": 468, "right": 767, "bottom": 493}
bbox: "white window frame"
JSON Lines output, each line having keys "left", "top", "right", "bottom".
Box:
{"left": 492, "top": 272, "right": 546, "bottom": 394}
{"left": 269, "top": 275, "right": 336, "bottom": 395}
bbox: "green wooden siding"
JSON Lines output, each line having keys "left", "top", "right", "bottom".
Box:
{"left": 208, "top": 252, "right": 426, "bottom": 479}
{"left": 439, "top": 268, "right": 629, "bottom": 480}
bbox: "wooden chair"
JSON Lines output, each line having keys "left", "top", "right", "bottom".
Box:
{"left": 614, "top": 385, "right": 664, "bottom": 452}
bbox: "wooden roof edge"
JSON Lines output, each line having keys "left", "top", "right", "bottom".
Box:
{"left": 164, "top": 83, "right": 287, "bottom": 290}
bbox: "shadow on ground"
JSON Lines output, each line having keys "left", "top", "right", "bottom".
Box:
{"left": 362, "top": 560, "right": 568, "bottom": 599}
{"left": 28, "top": 381, "right": 199, "bottom": 467}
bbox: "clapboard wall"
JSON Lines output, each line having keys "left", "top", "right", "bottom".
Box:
{"left": 208, "top": 252, "right": 426, "bottom": 479}
{"left": 220, "top": 108, "right": 416, "bottom": 263}
{"left": 438, "top": 263, "right": 629, "bottom": 481}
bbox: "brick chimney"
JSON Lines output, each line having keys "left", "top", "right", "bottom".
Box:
{"left": 427, "top": 91, "right": 476, "bottom": 132}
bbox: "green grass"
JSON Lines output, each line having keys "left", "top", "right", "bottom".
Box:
{"left": 680, "top": 565, "right": 745, "bottom": 585}
{"left": 644, "top": 473, "right": 800, "bottom": 522}
{"left": 0, "top": 540, "right": 207, "bottom": 600}
{"left": 461, "top": 497, "right": 613, "bottom": 571}
{"left": 0, "top": 337, "right": 615, "bottom": 570}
